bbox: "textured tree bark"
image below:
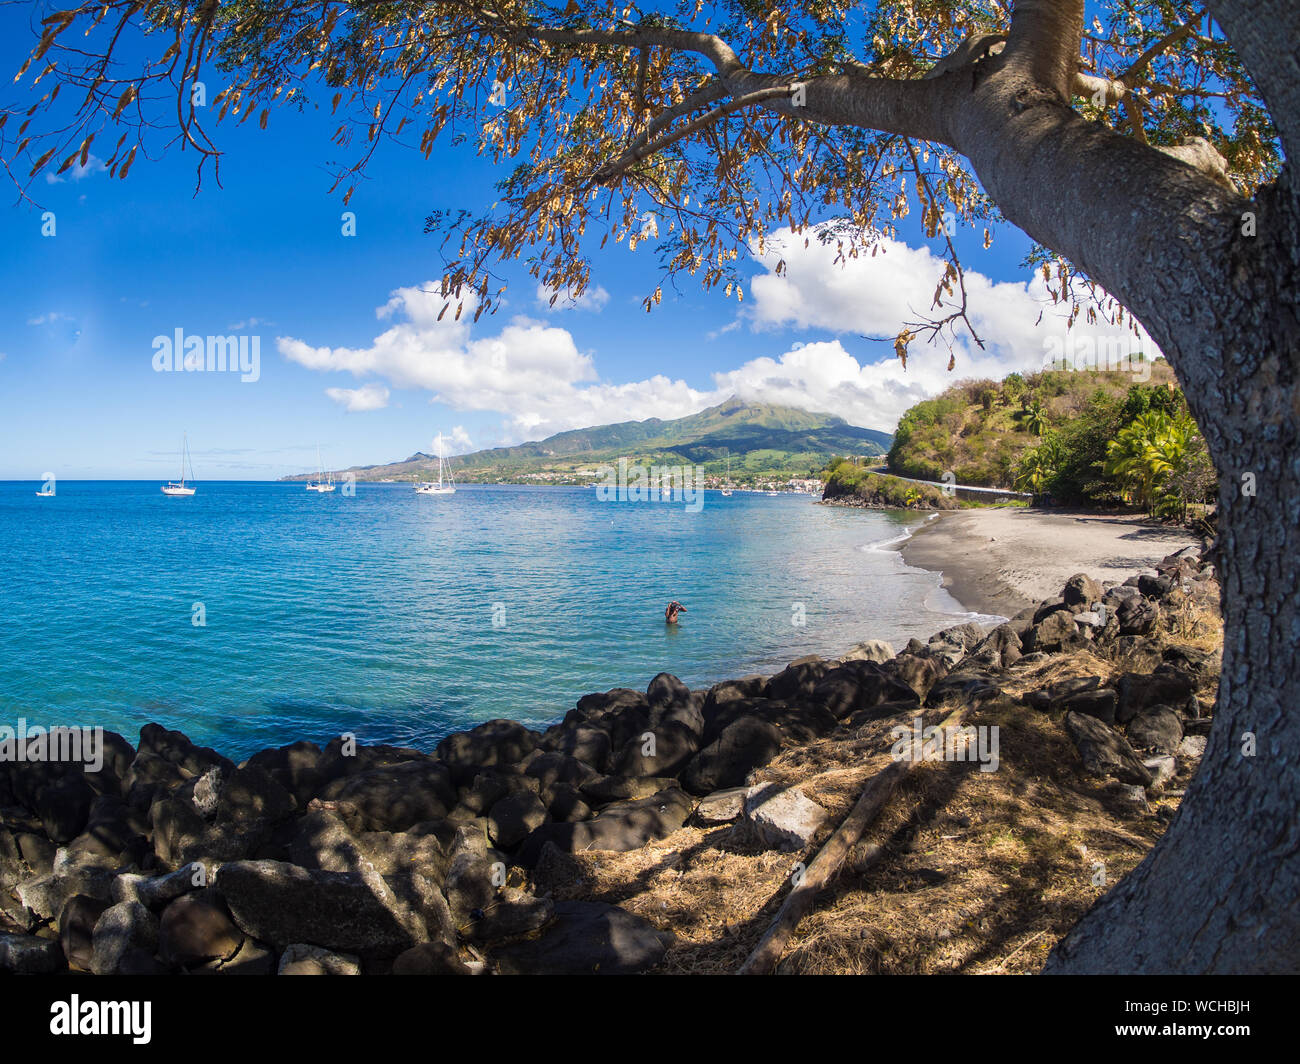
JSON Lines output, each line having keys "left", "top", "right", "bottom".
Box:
{"left": 1042, "top": 170, "right": 1300, "bottom": 973}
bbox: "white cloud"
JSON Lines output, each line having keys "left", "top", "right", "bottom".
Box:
{"left": 726, "top": 226, "right": 1160, "bottom": 429}
{"left": 45, "top": 155, "right": 106, "bottom": 184}
{"left": 27, "top": 312, "right": 66, "bottom": 326}
{"left": 325, "top": 382, "right": 390, "bottom": 411}
{"left": 535, "top": 282, "right": 610, "bottom": 313}
{"left": 280, "top": 284, "right": 707, "bottom": 440}
{"left": 281, "top": 233, "right": 1160, "bottom": 446}
{"left": 446, "top": 426, "right": 473, "bottom": 453}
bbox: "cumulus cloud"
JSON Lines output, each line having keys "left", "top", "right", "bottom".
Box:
{"left": 726, "top": 227, "right": 1159, "bottom": 429}
{"left": 445, "top": 426, "right": 474, "bottom": 453}
{"left": 281, "top": 232, "right": 1158, "bottom": 446}
{"left": 535, "top": 282, "right": 610, "bottom": 313}
{"left": 280, "top": 284, "right": 708, "bottom": 439}
{"left": 325, "top": 382, "right": 390, "bottom": 411}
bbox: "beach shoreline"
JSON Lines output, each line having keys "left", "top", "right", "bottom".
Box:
{"left": 897, "top": 506, "right": 1204, "bottom": 617}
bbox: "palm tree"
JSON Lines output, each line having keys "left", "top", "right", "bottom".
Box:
{"left": 1018, "top": 397, "right": 1048, "bottom": 436}
{"left": 1015, "top": 433, "right": 1061, "bottom": 494}
{"left": 1104, "top": 409, "right": 1203, "bottom": 517}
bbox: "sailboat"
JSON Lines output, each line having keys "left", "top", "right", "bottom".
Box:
{"left": 305, "top": 446, "right": 336, "bottom": 493}
{"left": 161, "top": 434, "right": 197, "bottom": 496}
{"left": 415, "top": 432, "right": 456, "bottom": 495}
{"left": 721, "top": 456, "right": 734, "bottom": 497}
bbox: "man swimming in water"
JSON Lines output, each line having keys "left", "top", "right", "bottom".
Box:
{"left": 665, "top": 600, "right": 686, "bottom": 624}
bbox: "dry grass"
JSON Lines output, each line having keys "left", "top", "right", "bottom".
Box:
{"left": 528, "top": 598, "right": 1222, "bottom": 975}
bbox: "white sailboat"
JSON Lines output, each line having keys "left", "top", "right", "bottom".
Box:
{"left": 161, "top": 434, "right": 197, "bottom": 496}
{"left": 305, "top": 446, "right": 336, "bottom": 493}
{"left": 721, "top": 456, "right": 734, "bottom": 496}
{"left": 415, "top": 432, "right": 456, "bottom": 495}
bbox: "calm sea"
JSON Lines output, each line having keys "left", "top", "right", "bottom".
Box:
{"left": 0, "top": 482, "right": 993, "bottom": 759}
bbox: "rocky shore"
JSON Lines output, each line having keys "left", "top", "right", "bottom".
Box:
{"left": 0, "top": 545, "right": 1222, "bottom": 975}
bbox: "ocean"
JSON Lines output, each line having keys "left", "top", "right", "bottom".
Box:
{"left": 0, "top": 481, "right": 993, "bottom": 759}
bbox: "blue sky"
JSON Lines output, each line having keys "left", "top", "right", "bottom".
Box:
{"left": 0, "top": 6, "right": 1147, "bottom": 481}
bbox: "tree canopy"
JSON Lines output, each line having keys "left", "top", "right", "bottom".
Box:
{"left": 3, "top": 1, "right": 1281, "bottom": 358}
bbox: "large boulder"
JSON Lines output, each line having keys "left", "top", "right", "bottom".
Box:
{"left": 137, "top": 723, "right": 235, "bottom": 778}
{"left": 491, "top": 901, "right": 673, "bottom": 975}
{"left": 884, "top": 652, "right": 948, "bottom": 700}
{"left": 1064, "top": 712, "right": 1154, "bottom": 787}
{"left": 243, "top": 740, "right": 330, "bottom": 807}
{"left": 764, "top": 657, "right": 831, "bottom": 701}
{"left": 537, "top": 723, "right": 613, "bottom": 774}
{"left": 839, "top": 639, "right": 895, "bottom": 665}
{"left": 1060, "top": 688, "right": 1119, "bottom": 726}
{"left": 0, "top": 932, "right": 65, "bottom": 974}
{"left": 487, "top": 792, "right": 549, "bottom": 850}
{"left": 1117, "top": 666, "right": 1197, "bottom": 723}
{"left": 614, "top": 722, "right": 700, "bottom": 778}
{"left": 436, "top": 720, "right": 539, "bottom": 780}
{"left": 214, "top": 763, "right": 297, "bottom": 825}
{"left": 391, "top": 940, "right": 474, "bottom": 975}
{"left": 58, "top": 894, "right": 110, "bottom": 972}
{"left": 34, "top": 773, "right": 97, "bottom": 843}
{"left": 15, "top": 859, "right": 117, "bottom": 923}
{"left": 680, "top": 717, "right": 784, "bottom": 796}
{"left": 702, "top": 675, "right": 766, "bottom": 715}
{"left": 966, "top": 624, "right": 1024, "bottom": 670}
{"left": 1024, "top": 675, "right": 1102, "bottom": 711}
{"left": 517, "top": 786, "right": 694, "bottom": 866}
{"left": 522, "top": 752, "right": 599, "bottom": 791}
{"left": 694, "top": 787, "right": 748, "bottom": 824}
{"left": 216, "top": 859, "right": 424, "bottom": 955}
{"left": 1025, "top": 610, "right": 1082, "bottom": 653}
{"left": 1116, "top": 595, "right": 1159, "bottom": 635}
{"left": 646, "top": 672, "right": 690, "bottom": 707}
{"left": 91, "top": 900, "right": 160, "bottom": 975}
{"left": 579, "top": 775, "right": 679, "bottom": 806}
{"left": 318, "top": 759, "right": 455, "bottom": 832}
{"left": 63, "top": 794, "right": 150, "bottom": 867}
{"left": 112, "top": 864, "right": 207, "bottom": 908}
{"left": 158, "top": 889, "right": 245, "bottom": 969}
{"left": 1063, "top": 573, "right": 1103, "bottom": 609}
{"left": 812, "top": 664, "right": 918, "bottom": 721}
{"left": 736, "top": 785, "right": 828, "bottom": 851}
{"left": 443, "top": 850, "right": 553, "bottom": 942}
{"left": 1126, "top": 705, "right": 1185, "bottom": 754}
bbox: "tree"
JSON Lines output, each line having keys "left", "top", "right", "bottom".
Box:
{"left": 1018, "top": 397, "right": 1048, "bottom": 436}
{"left": 1014, "top": 429, "right": 1060, "bottom": 494}
{"left": 6, "top": 1, "right": 1298, "bottom": 973}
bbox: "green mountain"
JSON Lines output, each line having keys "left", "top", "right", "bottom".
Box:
{"left": 287, "top": 397, "right": 892, "bottom": 485}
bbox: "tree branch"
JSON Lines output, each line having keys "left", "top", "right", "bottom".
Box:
{"left": 1003, "top": 0, "right": 1087, "bottom": 99}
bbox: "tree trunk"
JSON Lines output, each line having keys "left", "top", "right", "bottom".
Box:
{"left": 900, "top": 0, "right": 1300, "bottom": 970}
{"left": 1044, "top": 167, "right": 1300, "bottom": 972}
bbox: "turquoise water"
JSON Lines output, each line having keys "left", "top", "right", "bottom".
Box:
{"left": 0, "top": 482, "right": 988, "bottom": 759}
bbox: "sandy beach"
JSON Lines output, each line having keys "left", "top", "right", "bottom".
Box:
{"left": 899, "top": 507, "right": 1204, "bottom": 618}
